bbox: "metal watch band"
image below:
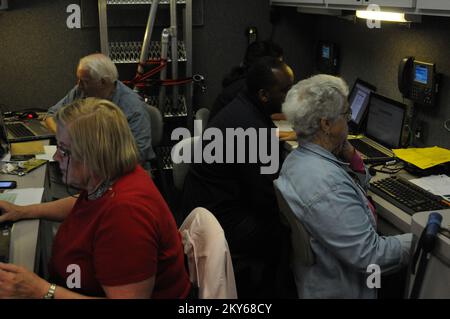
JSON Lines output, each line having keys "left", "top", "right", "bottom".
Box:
{"left": 43, "top": 283, "right": 56, "bottom": 299}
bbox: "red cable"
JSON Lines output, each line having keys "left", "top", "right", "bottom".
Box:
{"left": 132, "top": 78, "right": 193, "bottom": 88}
{"left": 123, "top": 59, "right": 196, "bottom": 89}
{"left": 124, "top": 59, "right": 168, "bottom": 85}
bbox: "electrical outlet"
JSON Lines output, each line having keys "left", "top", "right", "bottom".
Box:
{"left": 414, "top": 120, "right": 427, "bottom": 143}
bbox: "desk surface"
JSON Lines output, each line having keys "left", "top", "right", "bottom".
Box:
{"left": 0, "top": 163, "right": 46, "bottom": 271}
{"left": 274, "top": 120, "right": 298, "bottom": 151}
{"left": 408, "top": 210, "right": 450, "bottom": 298}
{"left": 274, "top": 120, "right": 450, "bottom": 297}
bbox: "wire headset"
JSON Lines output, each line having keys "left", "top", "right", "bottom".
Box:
{"left": 367, "top": 159, "right": 405, "bottom": 176}
{"left": 64, "top": 155, "right": 81, "bottom": 199}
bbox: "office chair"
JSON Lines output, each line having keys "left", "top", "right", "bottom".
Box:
{"left": 273, "top": 181, "right": 315, "bottom": 267}
{"left": 195, "top": 108, "right": 210, "bottom": 131}
{"left": 179, "top": 207, "right": 238, "bottom": 299}
{"left": 144, "top": 103, "right": 169, "bottom": 196}
{"left": 144, "top": 103, "right": 163, "bottom": 148}
{"left": 171, "top": 136, "right": 200, "bottom": 191}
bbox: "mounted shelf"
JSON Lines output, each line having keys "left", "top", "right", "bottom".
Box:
{"left": 107, "top": 0, "right": 185, "bottom": 5}
{"left": 109, "top": 41, "right": 187, "bottom": 63}
{"left": 156, "top": 146, "right": 174, "bottom": 170}
{"left": 146, "top": 95, "right": 187, "bottom": 118}
{"left": 271, "top": 0, "right": 450, "bottom": 16}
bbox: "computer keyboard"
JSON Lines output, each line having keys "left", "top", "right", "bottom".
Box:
{"left": 6, "top": 123, "right": 34, "bottom": 138}
{"left": 370, "top": 176, "right": 449, "bottom": 215}
{"left": 349, "top": 139, "right": 387, "bottom": 158}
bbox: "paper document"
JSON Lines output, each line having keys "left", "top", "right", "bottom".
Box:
{"left": 4, "top": 188, "right": 44, "bottom": 205}
{"left": 393, "top": 146, "right": 450, "bottom": 170}
{"left": 410, "top": 175, "right": 450, "bottom": 201}
{"left": 35, "top": 145, "right": 56, "bottom": 162}
{"left": 274, "top": 120, "right": 294, "bottom": 132}
{"left": 0, "top": 193, "right": 17, "bottom": 203}
{"left": 1, "top": 153, "right": 11, "bottom": 162}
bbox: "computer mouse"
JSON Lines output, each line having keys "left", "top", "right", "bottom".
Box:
{"left": 19, "top": 111, "right": 39, "bottom": 120}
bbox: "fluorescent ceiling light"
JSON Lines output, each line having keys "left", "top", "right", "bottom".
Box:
{"left": 356, "top": 10, "right": 408, "bottom": 22}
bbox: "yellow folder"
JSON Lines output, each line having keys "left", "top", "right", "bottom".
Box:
{"left": 10, "top": 141, "right": 45, "bottom": 156}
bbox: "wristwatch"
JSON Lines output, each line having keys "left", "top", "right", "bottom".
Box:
{"left": 43, "top": 283, "right": 57, "bottom": 299}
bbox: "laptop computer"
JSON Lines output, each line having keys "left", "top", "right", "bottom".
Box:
{"left": 0, "top": 112, "right": 54, "bottom": 143}
{"left": 349, "top": 93, "right": 406, "bottom": 159}
{"left": 348, "top": 78, "right": 377, "bottom": 134}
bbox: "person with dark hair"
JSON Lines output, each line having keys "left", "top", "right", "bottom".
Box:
{"left": 182, "top": 57, "right": 294, "bottom": 298}
{"left": 208, "top": 40, "right": 284, "bottom": 122}
{"left": 243, "top": 40, "right": 283, "bottom": 67}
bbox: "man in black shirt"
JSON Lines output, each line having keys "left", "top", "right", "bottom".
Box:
{"left": 182, "top": 57, "right": 294, "bottom": 298}
{"left": 208, "top": 41, "right": 284, "bottom": 122}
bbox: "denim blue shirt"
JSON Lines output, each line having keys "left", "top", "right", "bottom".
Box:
{"left": 275, "top": 142, "right": 412, "bottom": 298}
{"left": 48, "top": 81, "right": 155, "bottom": 162}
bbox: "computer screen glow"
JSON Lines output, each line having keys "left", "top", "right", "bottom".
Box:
{"left": 414, "top": 65, "right": 428, "bottom": 84}
{"left": 322, "top": 46, "right": 330, "bottom": 59}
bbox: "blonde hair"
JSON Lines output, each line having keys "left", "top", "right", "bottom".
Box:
{"left": 78, "top": 53, "right": 119, "bottom": 84}
{"left": 55, "top": 98, "right": 139, "bottom": 181}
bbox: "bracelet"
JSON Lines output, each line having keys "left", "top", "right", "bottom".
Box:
{"left": 43, "top": 283, "right": 57, "bottom": 299}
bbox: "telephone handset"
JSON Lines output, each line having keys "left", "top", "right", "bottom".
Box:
{"left": 398, "top": 57, "right": 440, "bottom": 106}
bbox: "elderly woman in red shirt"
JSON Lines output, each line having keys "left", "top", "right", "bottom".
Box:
{"left": 0, "top": 98, "right": 191, "bottom": 299}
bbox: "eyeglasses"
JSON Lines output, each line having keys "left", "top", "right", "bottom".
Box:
{"left": 341, "top": 108, "right": 353, "bottom": 122}
{"left": 56, "top": 144, "right": 71, "bottom": 158}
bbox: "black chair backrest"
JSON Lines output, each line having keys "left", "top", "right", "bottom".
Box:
{"left": 145, "top": 104, "right": 163, "bottom": 147}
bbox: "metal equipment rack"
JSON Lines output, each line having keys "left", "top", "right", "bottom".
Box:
{"left": 98, "top": 0, "right": 194, "bottom": 172}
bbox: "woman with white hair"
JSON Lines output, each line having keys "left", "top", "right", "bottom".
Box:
{"left": 0, "top": 98, "right": 191, "bottom": 299}
{"left": 275, "top": 74, "right": 412, "bottom": 298}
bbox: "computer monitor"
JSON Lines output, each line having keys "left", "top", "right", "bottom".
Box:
{"left": 348, "top": 79, "right": 376, "bottom": 133}
{"left": 366, "top": 93, "right": 406, "bottom": 149}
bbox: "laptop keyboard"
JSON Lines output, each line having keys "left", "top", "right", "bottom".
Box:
{"left": 349, "top": 139, "right": 387, "bottom": 158}
{"left": 6, "top": 123, "right": 35, "bottom": 138}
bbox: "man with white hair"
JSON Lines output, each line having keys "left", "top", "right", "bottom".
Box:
{"left": 45, "top": 53, "right": 154, "bottom": 163}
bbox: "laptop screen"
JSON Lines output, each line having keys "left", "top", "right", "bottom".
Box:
{"left": 366, "top": 93, "right": 406, "bottom": 149}
{"left": 348, "top": 79, "right": 376, "bottom": 130}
